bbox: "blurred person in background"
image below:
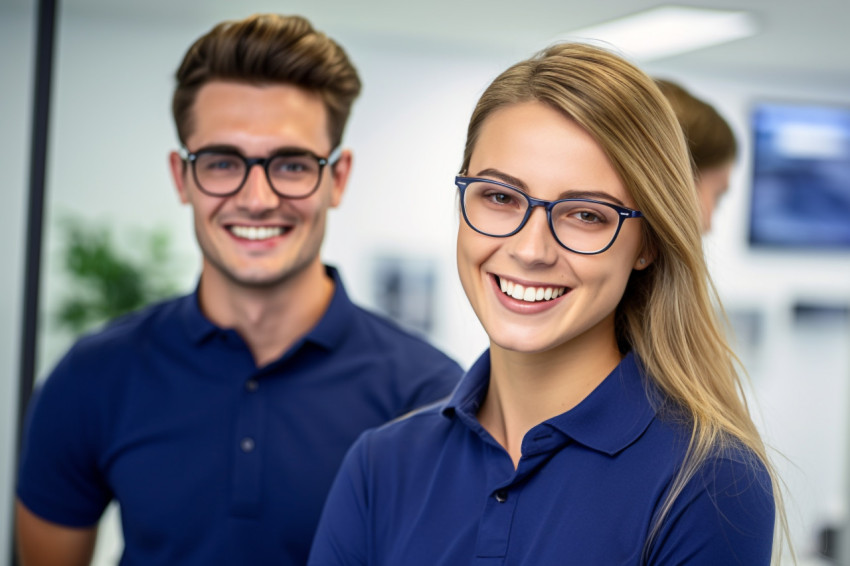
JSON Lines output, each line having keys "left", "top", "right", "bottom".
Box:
{"left": 15, "top": 13, "right": 462, "bottom": 566}
{"left": 655, "top": 78, "right": 738, "bottom": 233}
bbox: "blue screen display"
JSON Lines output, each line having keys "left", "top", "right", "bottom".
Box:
{"left": 749, "top": 102, "right": 850, "bottom": 249}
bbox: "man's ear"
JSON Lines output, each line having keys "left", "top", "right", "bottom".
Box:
{"left": 169, "top": 150, "right": 190, "bottom": 204}
{"left": 328, "top": 149, "right": 352, "bottom": 208}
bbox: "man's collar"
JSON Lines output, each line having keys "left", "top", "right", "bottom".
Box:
{"left": 180, "top": 284, "right": 217, "bottom": 345}
{"left": 301, "top": 265, "right": 356, "bottom": 350}
{"left": 180, "top": 265, "right": 356, "bottom": 351}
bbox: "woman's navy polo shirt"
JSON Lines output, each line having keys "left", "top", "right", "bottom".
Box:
{"left": 17, "top": 266, "right": 462, "bottom": 566}
{"left": 309, "top": 350, "right": 775, "bottom": 565}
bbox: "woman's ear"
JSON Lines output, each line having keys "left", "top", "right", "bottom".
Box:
{"left": 633, "top": 239, "right": 657, "bottom": 271}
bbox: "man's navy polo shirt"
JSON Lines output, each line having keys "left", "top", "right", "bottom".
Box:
{"left": 309, "top": 350, "right": 775, "bottom": 565}
{"left": 18, "top": 266, "right": 462, "bottom": 566}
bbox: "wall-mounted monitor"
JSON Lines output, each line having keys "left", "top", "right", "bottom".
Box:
{"left": 748, "top": 101, "right": 850, "bottom": 249}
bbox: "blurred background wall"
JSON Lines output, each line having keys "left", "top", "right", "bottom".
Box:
{"left": 2, "top": 1, "right": 850, "bottom": 564}
{"left": 1, "top": 3, "right": 36, "bottom": 562}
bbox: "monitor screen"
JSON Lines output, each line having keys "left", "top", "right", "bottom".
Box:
{"left": 748, "top": 101, "right": 850, "bottom": 249}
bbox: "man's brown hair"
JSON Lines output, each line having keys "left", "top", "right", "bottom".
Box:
{"left": 173, "top": 14, "right": 362, "bottom": 148}
{"left": 654, "top": 78, "right": 737, "bottom": 172}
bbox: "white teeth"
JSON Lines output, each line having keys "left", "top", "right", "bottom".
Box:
{"left": 511, "top": 284, "right": 525, "bottom": 300}
{"left": 497, "top": 277, "right": 566, "bottom": 303}
{"left": 230, "top": 225, "right": 284, "bottom": 241}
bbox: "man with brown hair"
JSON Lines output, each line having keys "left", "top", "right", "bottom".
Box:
{"left": 15, "top": 14, "right": 462, "bottom": 566}
{"left": 654, "top": 78, "right": 738, "bottom": 233}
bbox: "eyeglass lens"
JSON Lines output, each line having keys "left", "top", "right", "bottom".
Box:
{"left": 461, "top": 180, "right": 625, "bottom": 254}
{"left": 193, "top": 151, "right": 324, "bottom": 197}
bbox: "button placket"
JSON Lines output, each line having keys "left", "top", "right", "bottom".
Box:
{"left": 474, "top": 424, "right": 568, "bottom": 560}
{"left": 230, "top": 372, "right": 265, "bottom": 517}
{"left": 475, "top": 484, "right": 519, "bottom": 558}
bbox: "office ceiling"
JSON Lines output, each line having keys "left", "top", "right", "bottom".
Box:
{"left": 6, "top": 0, "right": 849, "bottom": 86}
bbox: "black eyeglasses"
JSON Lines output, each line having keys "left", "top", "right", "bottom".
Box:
{"left": 455, "top": 176, "right": 643, "bottom": 255}
{"left": 180, "top": 146, "right": 341, "bottom": 199}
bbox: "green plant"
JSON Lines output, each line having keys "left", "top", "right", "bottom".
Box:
{"left": 55, "top": 216, "right": 179, "bottom": 335}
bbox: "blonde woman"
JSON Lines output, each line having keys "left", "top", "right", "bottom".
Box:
{"left": 309, "top": 43, "right": 783, "bottom": 565}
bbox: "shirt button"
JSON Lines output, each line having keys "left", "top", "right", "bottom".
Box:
{"left": 240, "top": 437, "right": 255, "bottom": 453}
{"left": 494, "top": 490, "right": 508, "bottom": 503}
{"left": 245, "top": 379, "right": 259, "bottom": 392}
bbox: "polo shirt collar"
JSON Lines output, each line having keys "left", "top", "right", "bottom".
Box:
{"left": 442, "top": 350, "right": 657, "bottom": 457}
{"left": 180, "top": 286, "right": 218, "bottom": 344}
{"left": 547, "top": 352, "right": 657, "bottom": 456}
{"left": 179, "top": 265, "right": 356, "bottom": 351}
{"left": 301, "top": 265, "right": 356, "bottom": 350}
{"left": 442, "top": 351, "right": 491, "bottom": 418}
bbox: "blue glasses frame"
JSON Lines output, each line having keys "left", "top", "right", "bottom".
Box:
{"left": 455, "top": 176, "right": 644, "bottom": 255}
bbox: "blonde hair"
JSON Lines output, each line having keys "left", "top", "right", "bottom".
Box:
{"left": 461, "top": 43, "right": 788, "bottom": 561}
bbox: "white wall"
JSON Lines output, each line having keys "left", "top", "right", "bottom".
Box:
{"left": 4, "top": 9, "right": 849, "bottom": 566}
{"left": 36, "top": 14, "right": 207, "bottom": 374}
{"left": 0, "top": 3, "right": 36, "bottom": 564}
